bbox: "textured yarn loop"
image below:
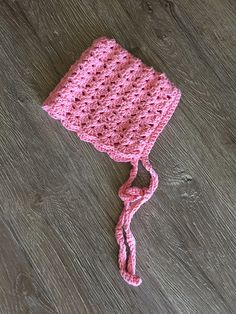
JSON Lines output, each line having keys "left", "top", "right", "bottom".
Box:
{"left": 42, "top": 37, "right": 181, "bottom": 286}
{"left": 116, "top": 157, "right": 158, "bottom": 286}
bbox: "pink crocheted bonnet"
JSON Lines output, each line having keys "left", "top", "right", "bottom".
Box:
{"left": 43, "top": 37, "right": 181, "bottom": 286}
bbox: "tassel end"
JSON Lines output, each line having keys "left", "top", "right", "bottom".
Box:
{"left": 120, "top": 270, "right": 142, "bottom": 287}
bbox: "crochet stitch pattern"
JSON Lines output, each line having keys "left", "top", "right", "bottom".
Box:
{"left": 43, "top": 37, "right": 181, "bottom": 286}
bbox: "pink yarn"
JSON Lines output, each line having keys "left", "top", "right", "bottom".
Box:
{"left": 43, "top": 37, "right": 181, "bottom": 286}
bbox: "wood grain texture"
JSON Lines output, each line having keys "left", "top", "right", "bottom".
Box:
{"left": 0, "top": 0, "right": 235, "bottom": 313}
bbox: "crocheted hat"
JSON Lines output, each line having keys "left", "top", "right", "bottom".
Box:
{"left": 43, "top": 37, "right": 181, "bottom": 286}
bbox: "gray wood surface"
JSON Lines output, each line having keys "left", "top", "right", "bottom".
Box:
{"left": 0, "top": 0, "right": 236, "bottom": 313}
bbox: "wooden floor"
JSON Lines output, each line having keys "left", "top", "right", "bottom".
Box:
{"left": 0, "top": 0, "right": 236, "bottom": 313}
